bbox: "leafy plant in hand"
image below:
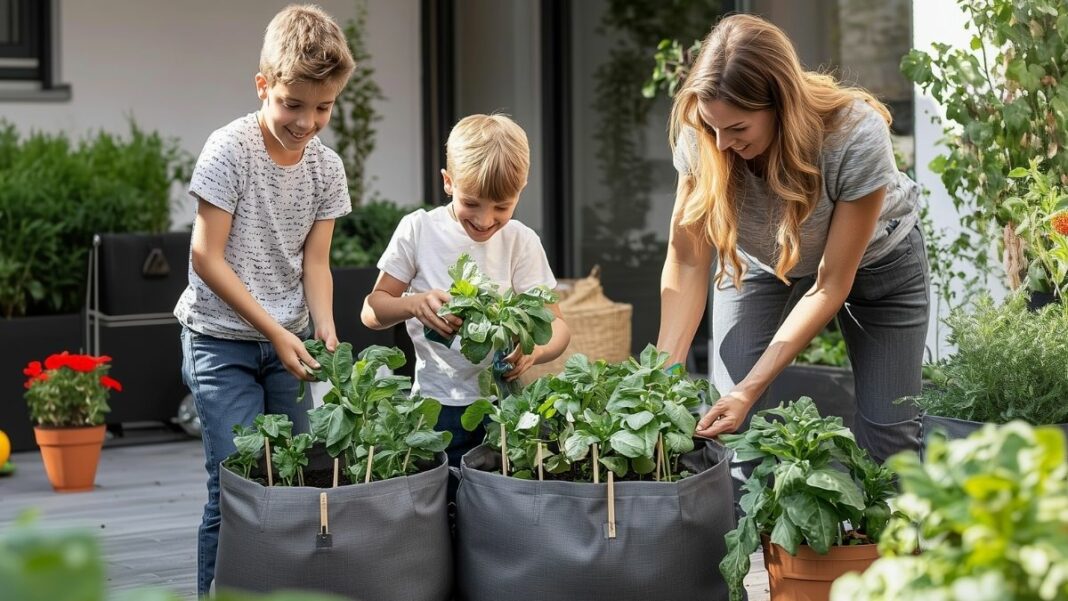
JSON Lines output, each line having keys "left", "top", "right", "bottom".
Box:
{"left": 462, "top": 345, "right": 711, "bottom": 482}
{"left": 302, "top": 343, "right": 451, "bottom": 483}
{"left": 427, "top": 253, "right": 557, "bottom": 400}
{"left": 718, "top": 397, "right": 895, "bottom": 601}
{"left": 831, "top": 422, "right": 1068, "bottom": 601}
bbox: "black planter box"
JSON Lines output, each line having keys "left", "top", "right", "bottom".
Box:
{"left": 765, "top": 364, "right": 856, "bottom": 429}
{"left": 331, "top": 266, "right": 413, "bottom": 377}
{"left": 95, "top": 232, "right": 191, "bottom": 315}
{"left": 0, "top": 313, "right": 83, "bottom": 452}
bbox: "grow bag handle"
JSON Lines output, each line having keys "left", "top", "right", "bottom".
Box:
{"left": 317, "top": 492, "right": 332, "bottom": 548}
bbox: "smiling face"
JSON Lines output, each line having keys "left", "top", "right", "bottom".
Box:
{"left": 697, "top": 98, "right": 777, "bottom": 161}
{"left": 441, "top": 169, "right": 521, "bottom": 243}
{"left": 255, "top": 73, "right": 339, "bottom": 165}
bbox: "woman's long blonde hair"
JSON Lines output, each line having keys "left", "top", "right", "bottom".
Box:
{"left": 669, "top": 14, "right": 890, "bottom": 288}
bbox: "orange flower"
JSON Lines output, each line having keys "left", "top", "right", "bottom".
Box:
{"left": 1052, "top": 213, "right": 1068, "bottom": 236}
{"left": 99, "top": 376, "right": 123, "bottom": 392}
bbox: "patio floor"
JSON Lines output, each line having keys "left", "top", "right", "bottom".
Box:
{"left": 1, "top": 439, "right": 771, "bottom": 600}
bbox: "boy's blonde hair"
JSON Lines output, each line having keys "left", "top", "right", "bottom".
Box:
{"left": 260, "top": 4, "right": 355, "bottom": 91}
{"left": 446, "top": 114, "right": 529, "bottom": 201}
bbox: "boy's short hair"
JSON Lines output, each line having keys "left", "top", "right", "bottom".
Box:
{"left": 260, "top": 4, "right": 356, "bottom": 91}
{"left": 446, "top": 114, "right": 530, "bottom": 201}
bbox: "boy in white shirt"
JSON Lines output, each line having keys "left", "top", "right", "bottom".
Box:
{"left": 361, "top": 114, "right": 571, "bottom": 466}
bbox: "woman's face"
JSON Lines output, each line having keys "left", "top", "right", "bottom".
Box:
{"left": 697, "top": 99, "right": 776, "bottom": 161}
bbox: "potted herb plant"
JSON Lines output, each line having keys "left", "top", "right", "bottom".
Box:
{"left": 22, "top": 352, "right": 122, "bottom": 492}
{"left": 831, "top": 421, "right": 1068, "bottom": 601}
{"left": 719, "top": 397, "right": 895, "bottom": 601}
{"left": 913, "top": 292, "right": 1068, "bottom": 446}
{"left": 454, "top": 347, "right": 735, "bottom": 601}
{"left": 214, "top": 344, "right": 453, "bottom": 601}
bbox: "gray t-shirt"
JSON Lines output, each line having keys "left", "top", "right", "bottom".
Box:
{"left": 174, "top": 113, "right": 352, "bottom": 340}
{"left": 673, "top": 100, "right": 919, "bottom": 277}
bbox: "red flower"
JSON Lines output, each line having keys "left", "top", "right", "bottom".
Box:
{"left": 44, "top": 351, "right": 99, "bottom": 373}
{"left": 44, "top": 351, "right": 70, "bottom": 370}
{"left": 23, "top": 361, "right": 42, "bottom": 377}
{"left": 24, "top": 372, "right": 48, "bottom": 389}
{"left": 1052, "top": 213, "right": 1068, "bottom": 236}
{"left": 100, "top": 375, "right": 123, "bottom": 392}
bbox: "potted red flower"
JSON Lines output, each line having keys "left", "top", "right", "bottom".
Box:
{"left": 23, "top": 352, "right": 121, "bottom": 492}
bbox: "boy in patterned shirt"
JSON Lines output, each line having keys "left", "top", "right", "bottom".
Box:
{"left": 172, "top": 5, "right": 354, "bottom": 596}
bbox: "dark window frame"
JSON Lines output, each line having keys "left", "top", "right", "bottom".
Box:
{"left": 0, "top": 0, "right": 53, "bottom": 87}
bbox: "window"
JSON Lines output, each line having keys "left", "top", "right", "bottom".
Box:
{"left": 0, "top": 0, "right": 54, "bottom": 87}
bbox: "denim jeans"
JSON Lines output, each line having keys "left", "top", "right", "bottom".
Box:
{"left": 180, "top": 327, "right": 311, "bottom": 598}
{"left": 711, "top": 224, "right": 930, "bottom": 464}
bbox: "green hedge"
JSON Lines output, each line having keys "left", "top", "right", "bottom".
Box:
{"left": 0, "top": 121, "right": 189, "bottom": 318}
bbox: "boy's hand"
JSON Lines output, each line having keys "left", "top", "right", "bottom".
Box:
{"left": 314, "top": 323, "right": 339, "bottom": 352}
{"left": 270, "top": 329, "right": 320, "bottom": 381}
{"left": 502, "top": 344, "right": 541, "bottom": 382}
{"left": 412, "top": 289, "right": 462, "bottom": 338}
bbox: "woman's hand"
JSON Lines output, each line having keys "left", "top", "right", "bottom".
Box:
{"left": 695, "top": 391, "right": 755, "bottom": 438}
{"left": 411, "top": 289, "right": 462, "bottom": 338}
{"left": 502, "top": 344, "right": 541, "bottom": 382}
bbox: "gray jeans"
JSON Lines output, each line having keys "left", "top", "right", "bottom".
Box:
{"left": 712, "top": 224, "right": 929, "bottom": 464}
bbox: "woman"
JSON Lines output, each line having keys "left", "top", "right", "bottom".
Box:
{"left": 658, "top": 14, "right": 928, "bottom": 464}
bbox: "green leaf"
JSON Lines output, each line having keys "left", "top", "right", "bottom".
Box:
{"left": 515, "top": 411, "right": 540, "bottom": 431}
{"left": 782, "top": 494, "right": 838, "bottom": 554}
{"left": 624, "top": 411, "right": 655, "bottom": 430}
{"left": 599, "top": 455, "right": 628, "bottom": 477}
{"left": 631, "top": 455, "right": 656, "bottom": 475}
{"left": 609, "top": 430, "right": 646, "bottom": 458}
{"left": 662, "top": 401, "right": 697, "bottom": 433}
{"left": 769, "top": 512, "right": 802, "bottom": 555}
{"left": 461, "top": 399, "right": 496, "bottom": 431}
{"left": 404, "top": 429, "right": 451, "bottom": 453}
{"left": 805, "top": 469, "right": 866, "bottom": 511}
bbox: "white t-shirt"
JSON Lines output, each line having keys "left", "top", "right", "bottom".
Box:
{"left": 377, "top": 206, "right": 558, "bottom": 406}
{"left": 174, "top": 113, "right": 352, "bottom": 340}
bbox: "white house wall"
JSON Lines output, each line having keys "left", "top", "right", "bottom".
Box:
{"left": 0, "top": 0, "right": 422, "bottom": 228}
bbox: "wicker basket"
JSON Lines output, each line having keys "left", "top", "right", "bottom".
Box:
{"left": 520, "top": 266, "right": 632, "bottom": 384}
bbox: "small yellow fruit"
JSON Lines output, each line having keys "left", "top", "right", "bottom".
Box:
{"left": 0, "top": 430, "right": 9, "bottom": 466}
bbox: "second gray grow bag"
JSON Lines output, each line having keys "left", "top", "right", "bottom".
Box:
{"left": 455, "top": 439, "right": 734, "bottom": 601}
{"left": 215, "top": 446, "right": 452, "bottom": 600}
{"left": 923, "top": 414, "right": 1068, "bottom": 447}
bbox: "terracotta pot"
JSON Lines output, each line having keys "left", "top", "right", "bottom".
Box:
{"left": 762, "top": 536, "right": 879, "bottom": 601}
{"left": 33, "top": 425, "right": 107, "bottom": 492}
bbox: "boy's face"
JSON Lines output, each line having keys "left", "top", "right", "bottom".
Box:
{"left": 255, "top": 73, "right": 339, "bottom": 162}
{"left": 442, "top": 169, "right": 522, "bottom": 243}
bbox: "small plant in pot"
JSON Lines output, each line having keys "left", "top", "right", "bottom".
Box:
{"left": 831, "top": 421, "right": 1068, "bottom": 601}
{"left": 22, "top": 352, "right": 122, "bottom": 492}
{"left": 719, "top": 397, "right": 895, "bottom": 601}
{"left": 913, "top": 291, "right": 1068, "bottom": 444}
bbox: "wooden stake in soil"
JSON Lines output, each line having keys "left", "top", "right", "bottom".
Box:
{"left": 332, "top": 458, "right": 339, "bottom": 488}
{"left": 499, "top": 423, "right": 509, "bottom": 475}
{"left": 364, "top": 446, "right": 375, "bottom": 484}
{"left": 536, "top": 442, "right": 544, "bottom": 481}
{"left": 402, "top": 415, "right": 425, "bottom": 473}
{"left": 658, "top": 434, "right": 669, "bottom": 483}
{"left": 264, "top": 437, "right": 274, "bottom": 487}
{"left": 655, "top": 433, "right": 663, "bottom": 482}
{"left": 592, "top": 443, "right": 600, "bottom": 484}
{"left": 606, "top": 471, "right": 617, "bottom": 539}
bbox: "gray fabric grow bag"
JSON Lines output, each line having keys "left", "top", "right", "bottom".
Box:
{"left": 215, "top": 446, "right": 452, "bottom": 600}
{"left": 922, "top": 414, "right": 1068, "bottom": 447}
{"left": 455, "top": 440, "right": 734, "bottom": 601}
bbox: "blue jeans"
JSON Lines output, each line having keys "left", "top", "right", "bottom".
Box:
{"left": 180, "top": 327, "right": 311, "bottom": 598}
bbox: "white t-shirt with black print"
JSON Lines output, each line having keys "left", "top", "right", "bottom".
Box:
{"left": 174, "top": 113, "right": 351, "bottom": 340}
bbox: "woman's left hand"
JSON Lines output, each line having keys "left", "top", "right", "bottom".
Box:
{"left": 695, "top": 392, "right": 754, "bottom": 438}
{"left": 503, "top": 345, "right": 541, "bottom": 382}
